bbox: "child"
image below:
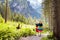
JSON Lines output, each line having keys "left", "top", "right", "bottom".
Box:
{"left": 36, "top": 21, "right": 43, "bottom": 37}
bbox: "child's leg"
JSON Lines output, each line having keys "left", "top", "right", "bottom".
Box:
{"left": 36, "top": 29, "right": 39, "bottom": 36}
{"left": 39, "top": 31, "right": 42, "bottom": 37}
{"left": 40, "top": 32, "right": 41, "bottom": 36}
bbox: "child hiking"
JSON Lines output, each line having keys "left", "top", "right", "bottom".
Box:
{"left": 36, "top": 21, "right": 43, "bottom": 37}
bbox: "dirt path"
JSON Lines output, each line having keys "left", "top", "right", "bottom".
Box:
{"left": 19, "top": 36, "right": 42, "bottom": 40}
{"left": 19, "top": 32, "right": 49, "bottom": 40}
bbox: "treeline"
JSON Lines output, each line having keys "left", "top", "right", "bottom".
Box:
{"left": 11, "top": 13, "right": 36, "bottom": 25}
{"left": 0, "top": 1, "right": 36, "bottom": 25}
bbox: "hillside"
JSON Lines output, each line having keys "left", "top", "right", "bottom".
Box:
{"left": 0, "top": 0, "right": 41, "bottom": 19}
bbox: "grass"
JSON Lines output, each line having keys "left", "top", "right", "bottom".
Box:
{"left": 41, "top": 31, "right": 55, "bottom": 40}
{"left": 0, "top": 21, "right": 36, "bottom": 40}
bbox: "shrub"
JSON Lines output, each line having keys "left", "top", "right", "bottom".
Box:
{"left": 0, "top": 23, "right": 19, "bottom": 40}
{"left": 18, "top": 28, "right": 36, "bottom": 37}
{"left": 0, "top": 22, "right": 36, "bottom": 40}
{"left": 0, "top": 15, "right": 4, "bottom": 23}
{"left": 41, "top": 32, "right": 55, "bottom": 40}
{"left": 0, "top": 28, "right": 18, "bottom": 40}
{"left": 41, "top": 36, "right": 55, "bottom": 40}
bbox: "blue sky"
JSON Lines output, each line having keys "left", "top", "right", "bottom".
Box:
{"left": 27, "top": 0, "right": 42, "bottom": 9}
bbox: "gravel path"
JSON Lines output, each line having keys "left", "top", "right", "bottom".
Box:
{"left": 19, "top": 32, "right": 49, "bottom": 40}
{"left": 19, "top": 36, "right": 42, "bottom": 40}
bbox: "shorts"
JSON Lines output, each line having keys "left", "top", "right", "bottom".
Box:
{"left": 36, "top": 28, "right": 43, "bottom": 32}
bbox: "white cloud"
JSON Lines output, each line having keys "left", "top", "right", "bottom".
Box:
{"left": 13, "top": 3, "right": 17, "bottom": 7}
{"left": 37, "top": 0, "right": 43, "bottom": 3}
{"left": 27, "top": 0, "right": 42, "bottom": 9}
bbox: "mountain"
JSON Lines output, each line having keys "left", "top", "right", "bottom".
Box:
{"left": 0, "top": 0, "right": 41, "bottom": 19}
{"left": 27, "top": 1, "right": 41, "bottom": 18}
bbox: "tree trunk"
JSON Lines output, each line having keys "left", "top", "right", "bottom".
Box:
{"left": 5, "top": 0, "right": 8, "bottom": 23}
{"left": 53, "top": 0, "right": 60, "bottom": 40}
